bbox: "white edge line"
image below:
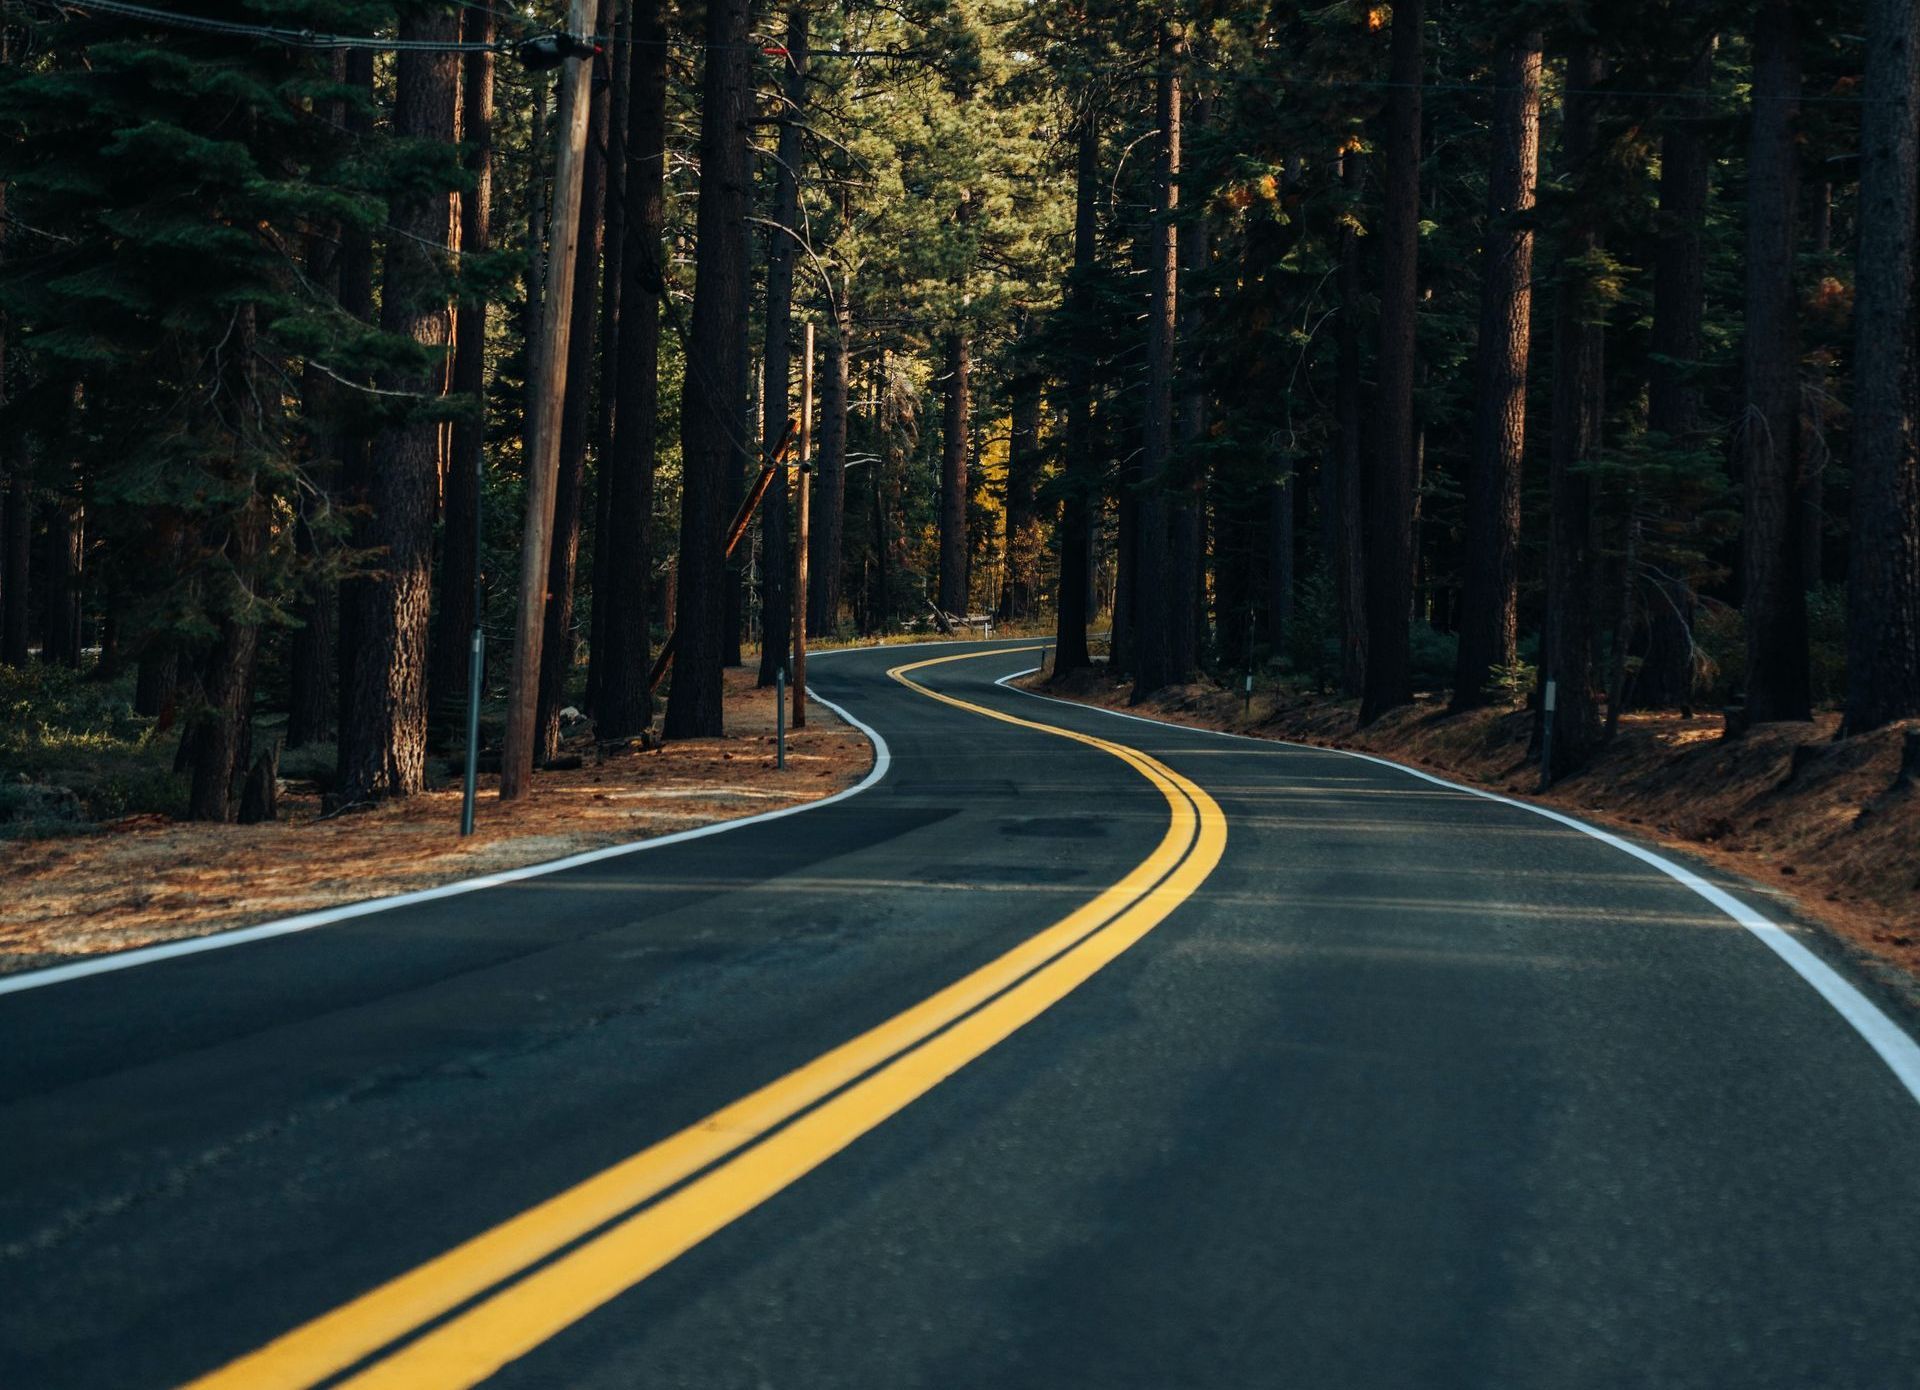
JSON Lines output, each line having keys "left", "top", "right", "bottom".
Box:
{"left": 995, "top": 669, "right": 1920, "bottom": 1105}
{"left": 0, "top": 689, "right": 891, "bottom": 998}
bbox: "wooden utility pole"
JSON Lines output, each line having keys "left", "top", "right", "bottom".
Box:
{"left": 793, "top": 321, "right": 814, "bottom": 729}
{"left": 501, "top": 0, "right": 597, "bottom": 801}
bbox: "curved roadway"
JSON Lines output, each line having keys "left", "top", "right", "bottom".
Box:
{"left": 2, "top": 640, "right": 1918, "bottom": 1389}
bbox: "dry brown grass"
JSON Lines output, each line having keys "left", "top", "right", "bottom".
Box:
{"left": 1, "top": 668, "right": 870, "bottom": 975}
{"left": 1031, "top": 667, "right": 1920, "bottom": 984}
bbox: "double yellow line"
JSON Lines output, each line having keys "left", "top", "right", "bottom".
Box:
{"left": 185, "top": 648, "right": 1226, "bottom": 1390}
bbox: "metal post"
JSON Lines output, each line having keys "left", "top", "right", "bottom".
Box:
{"left": 793, "top": 322, "right": 814, "bottom": 730}
{"left": 775, "top": 668, "right": 786, "bottom": 769}
{"left": 1539, "top": 677, "right": 1557, "bottom": 792}
{"left": 1244, "top": 670, "right": 1254, "bottom": 716}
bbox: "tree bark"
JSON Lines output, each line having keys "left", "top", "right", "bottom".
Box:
{"left": 535, "top": 0, "right": 615, "bottom": 761}
{"left": 597, "top": 0, "right": 668, "bottom": 742}
{"left": 1267, "top": 465, "right": 1294, "bottom": 659}
{"left": 1053, "top": 116, "right": 1100, "bottom": 675}
{"left": 42, "top": 461, "right": 81, "bottom": 668}
{"left": 1359, "top": 0, "right": 1422, "bottom": 723}
{"left": 1, "top": 394, "right": 27, "bottom": 670}
{"left": 809, "top": 287, "right": 850, "bottom": 636}
{"left": 665, "top": 0, "right": 753, "bottom": 739}
{"left": 338, "top": 22, "right": 458, "bottom": 803}
{"left": 1000, "top": 370, "right": 1043, "bottom": 622}
{"left": 1742, "top": 0, "right": 1811, "bottom": 723}
{"left": 757, "top": 8, "right": 808, "bottom": 684}
{"left": 1637, "top": 39, "right": 1717, "bottom": 712}
{"left": 1168, "top": 91, "right": 1208, "bottom": 682}
{"left": 1845, "top": 0, "right": 1920, "bottom": 734}
{"left": 288, "top": 213, "right": 342, "bottom": 748}
{"left": 938, "top": 328, "right": 972, "bottom": 616}
{"left": 587, "top": 0, "right": 631, "bottom": 713}
{"left": 423, "top": 13, "right": 494, "bottom": 749}
{"left": 1453, "top": 32, "right": 1540, "bottom": 711}
{"left": 333, "top": 49, "right": 376, "bottom": 760}
{"left": 1334, "top": 145, "right": 1368, "bottom": 696}
{"left": 1132, "top": 25, "right": 1182, "bottom": 701}
{"left": 1542, "top": 43, "right": 1608, "bottom": 781}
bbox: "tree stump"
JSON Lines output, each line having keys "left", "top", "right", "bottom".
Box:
{"left": 237, "top": 744, "right": 279, "bottom": 824}
{"left": 1721, "top": 705, "right": 1749, "bottom": 741}
{"left": 1897, "top": 725, "right": 1920, "bottom": 791}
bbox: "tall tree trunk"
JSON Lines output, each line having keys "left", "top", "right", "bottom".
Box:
{"left": 333, "top": 50, "right": 376, "bottom": 761}
{"left": 1845, "top": 0, "right": 1920, "bottom": 734}
{"left": 665, "top": 0, "right": 753, "bottom": 739}
{"left": 42, "top": 457, "right": 81, "bottom": 668}
{"left": 810, "top": 287, "right": 850, "bottom": 636}
{"left": 1453, "top": 32, "right": 1540, "bottom": 711}
{"left": 1742, "top": 0, "right": 1810, "bottom": 723}
{"left": 536, "top": 0, "right": 615, "bottom": 761}
{"left": 1168, "top": 90, "right": 1207, "bottom": 682}
{"left": 427, "top": 13, "right": 495, "bottom": 744}
{"left": 189, "top": 304, "right": 269, "bottom": 821}
{"left": 1132, "top": 25, "right": 1182, "bottom": 701}
{"left": 0, "top": 185, "right": 17, "bottom": 669}
{"left": 999, "top": 370, "right": 1042, "bottom": 622}
{"left": 587, "top": 0, "right": 631, "bottom": 713}
{"left": 1053, "top": 116, "right": 1100, "bottom": 675}
{"left": 1542, "top": 43, "right": 1608, "bottom": 781}
{"left": 1334, "top": 146, "right": 1367, "bottom": 696}
{"left": 1267, "top": 465, "right": 1294, "bottom": 659}
{"left": 188, "top": 497, "right": 264, "bottom": 822}
{"left": 1359, "top": 0, "right": 1422, "bottom": 723}
{"left": 1637, "top": 39, "right": 1717, "bottom": 712}
{"left": 598, "top": 0, "right": 667, "bottom": 742}
{"left": 938, "top": 328, "right": 972, "bottom": 616}
{"left": 289, "top": 199, "right": 344, "bottom": 748}
{"left": 338, "top": 25, "right": 457, "bottom": 803}
{"left": 757, "top": 8, "right": 808, "bottom": 683}
{"left": 524, "top": 75, "right": 549, "bottom": 471}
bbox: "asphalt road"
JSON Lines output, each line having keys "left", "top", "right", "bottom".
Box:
{"left": 4, "top": 640, "right": 1919, "bottom": 1389}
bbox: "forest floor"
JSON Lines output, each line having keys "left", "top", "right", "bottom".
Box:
{"left": 1, "top": 667, "right": 870, "bottom": 977}
{"left": 1026, "top": 664, "right": 1920, "bottom": 996}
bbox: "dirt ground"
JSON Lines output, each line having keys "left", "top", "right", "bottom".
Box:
{"left": 1029, "top": 666, "right": 1920, "bottom": 989}
{"left": 1, "top": 668, "right": 870, "bottom": 976}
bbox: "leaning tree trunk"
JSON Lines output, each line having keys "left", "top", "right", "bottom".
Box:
{"left": 757, "top": 8, "right": 808, "bottom": 684}
{"left": 1453, "top": 32, "right": 1540, "bottom": 712}
{"left": 1359, "top": 0, "right": 1422, "bottom": 724}
{"left": 536, "top": 0, "right": 614, "bottom": 761}
{"left": 1637, "top": 39, "right": 1717, "bottom": 712}
{"left": 1053, "top": 116, "right": 1100, "bottom": 676}
{"left": 1542, "top": 43, "right": 1609, "bottom": 782}
{"left": 1132, "top": 25, "right": 1182, "bottom": 702}
{"left": 338, "top": 23, "right": 457, "bottom": 803}
{"left": 1742, "top": 0, "right": 1811, "bottom": 723}
{"left": 427, "top": 12, "right": 495, "bottom": 744}
{"left": 937, "top": 328, "right": 972, "bottom": 617}
{"left": 1845, "top": 0, "right": 1920, "bottom": 735}
{"left": 597, "top": 0, "right": 668, "bottom": 742}
{"left": 810, "top": 284, "right": 850, "bottom": 636}
{"left": 664, "top": 0, "right": 753, "bottom": 739}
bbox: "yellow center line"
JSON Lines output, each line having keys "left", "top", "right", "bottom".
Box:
{"left": 182, "top": 647, "right": 1227, "bottom": 1390}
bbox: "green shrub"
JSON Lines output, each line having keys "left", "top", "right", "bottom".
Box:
{"left": 1409, "top": 621, "right": 1458, "bottom": 693}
